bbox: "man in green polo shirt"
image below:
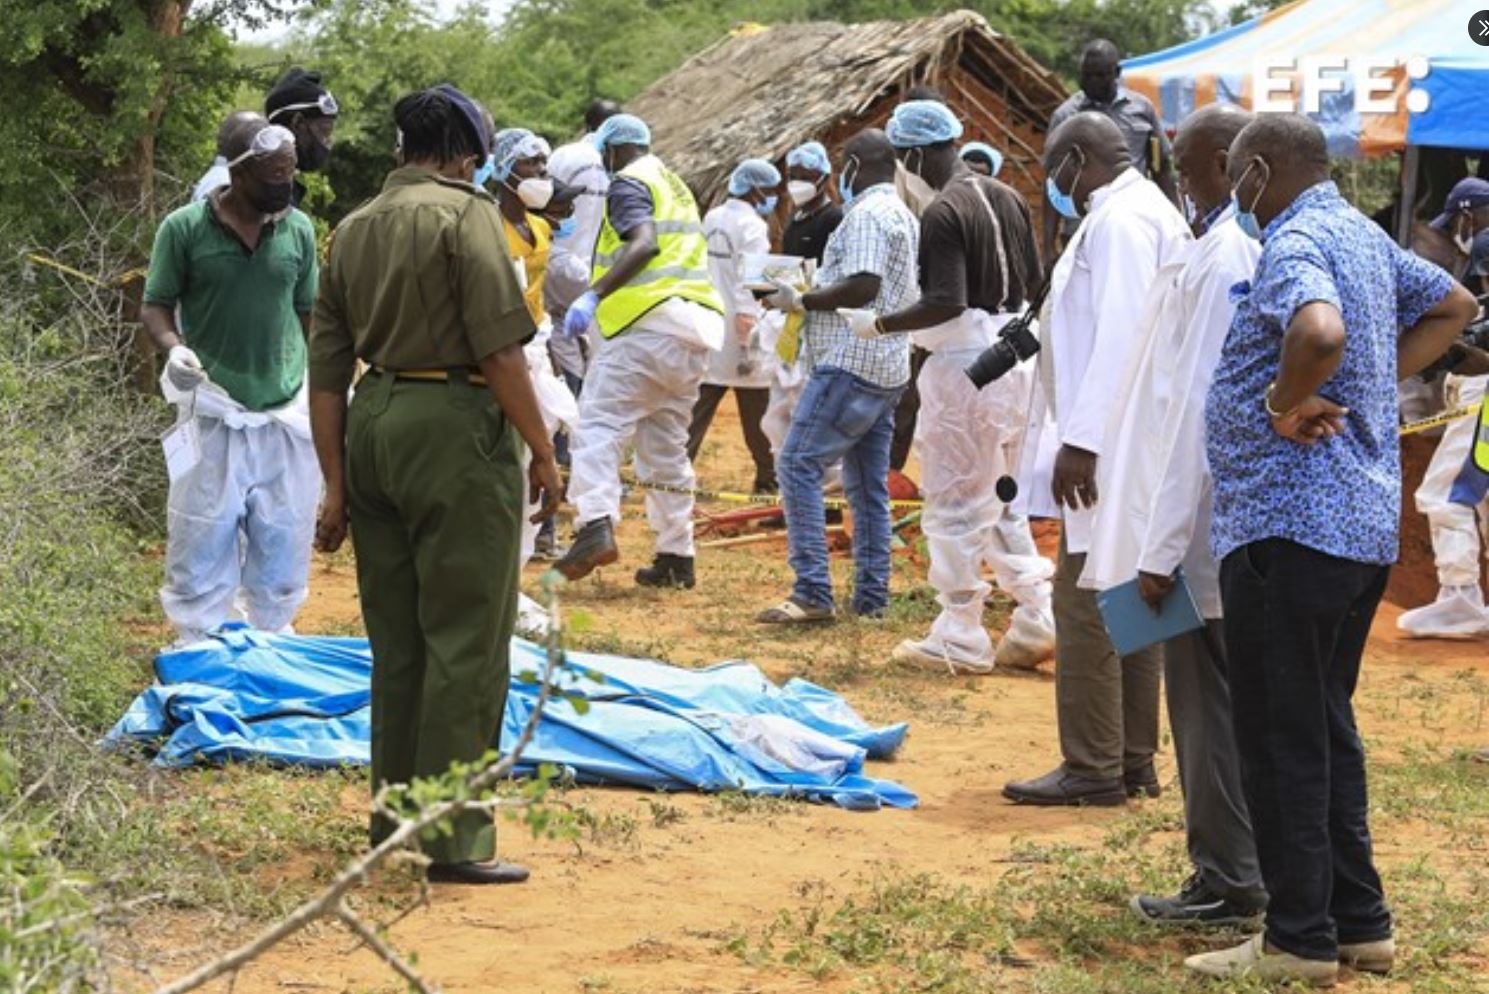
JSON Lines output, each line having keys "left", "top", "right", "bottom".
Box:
{"left": 141, "top": 114, "right": 321, "bottom": 645}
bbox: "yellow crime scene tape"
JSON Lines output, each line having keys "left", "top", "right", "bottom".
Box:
{"left": 26, "top": 253, "right": 147, "bottom": 289}
{"left": 605, "top": 475, "right": 925, "bottom": 511}
{"left": 1399, "top": 404, "right": 1479, "bottom": 436}
{"left": 595, "top": 404, "right": 1484, "bottom": 513}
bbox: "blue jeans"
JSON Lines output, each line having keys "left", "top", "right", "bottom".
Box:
{"left": 778, "top": 367, "right": 902, "bottom": 615}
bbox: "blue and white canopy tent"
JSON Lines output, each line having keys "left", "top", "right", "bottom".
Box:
{"left": 1122, "top": 0, "right": 1489, "bottom": 241}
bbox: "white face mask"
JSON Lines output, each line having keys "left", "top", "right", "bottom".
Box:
{"left": 787, "top": 179, "right": 819, "bottom": 207}
{"left": 894, "top": 159, "right": 936, "bottom": 216}
{"left": 515, "top": 177, "right": 554, "bottom": 210}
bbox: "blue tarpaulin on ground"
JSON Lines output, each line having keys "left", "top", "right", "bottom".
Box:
{"left": 105, "top": 626, "right": 916, "bottom": 810}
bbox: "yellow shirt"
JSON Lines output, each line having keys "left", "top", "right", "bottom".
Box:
{"left": 502, "top": 212, "right": 551, "bottom": 327}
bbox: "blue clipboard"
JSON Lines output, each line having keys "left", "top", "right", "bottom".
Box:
{"left": 1096, "top": 570, "right": 1205, "bottom": 657}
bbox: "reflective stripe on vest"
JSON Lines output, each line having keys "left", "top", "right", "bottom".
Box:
{"left": 591, "top": 155, "right": 723, "bottom": 338}
{"left": 1475, "top": 400, "right": 1489, "bottom": 473}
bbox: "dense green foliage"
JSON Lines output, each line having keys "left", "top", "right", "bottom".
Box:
{"left": 270, "top": 0, "right": 1227, "bottom": 222}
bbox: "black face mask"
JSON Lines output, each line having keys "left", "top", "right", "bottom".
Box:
{"left": 249, "top": 181, "right": 295, "bottom": 214}
{"left": 298, "top": 137, "right": 331, "bottom": 173}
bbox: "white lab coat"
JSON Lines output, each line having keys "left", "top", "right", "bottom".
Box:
{"left": 1015, "top": 168, "right": 1190, "bottom": 553}
{"left": 1078, "top": 212, "right": 1260, "bottom": 618}
{"left": 702, "top": 199, "right": 773, "bottom": 389}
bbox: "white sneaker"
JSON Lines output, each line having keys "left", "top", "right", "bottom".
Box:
{"left": 891, "top": 637, "right": 995, "bottom": 675}
{"left": 994, "top": 606, "right": 1057, "bottom": 670}
{"left": 1397, "top": 585, "right": 1489, "bottom": 639}
{"left": 1338, "top": 936, "right": 1394, "bottom": 974}
{"left": 1184, "top": 934, "right": 1338, "bottom": 986}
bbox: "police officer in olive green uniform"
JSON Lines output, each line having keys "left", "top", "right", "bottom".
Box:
{"left": 308, "top": 85, "right": 562, "bottom": 886}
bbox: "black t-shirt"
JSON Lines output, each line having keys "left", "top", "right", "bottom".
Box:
{"left": 918, "top": 165, "right": 1041, "bottom": 312}
{"left": 781, "top": 202, "right": 844, "bottom": 264}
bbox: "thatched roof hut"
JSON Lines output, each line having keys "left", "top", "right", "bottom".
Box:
{"left": 626, "top": 10, "right": 1067, "bottom": 210}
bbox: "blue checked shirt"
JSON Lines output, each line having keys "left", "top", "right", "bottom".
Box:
{"left": 803, "top": 184, "right": 920, "bottom": 388}
{"left": 1205, "top": 182, "right": 1453, "bottom": 565}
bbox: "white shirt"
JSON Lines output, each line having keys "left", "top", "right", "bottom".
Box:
{"left": 1078, "top": 211, "right": 1260, "bottom": 617}
{"left": 192, "top": 158, "right": 230, "bottom": 203}
{"left": 1018, "top": 168, "right": 1189, "bottom": 553}
{"left": 702, "top": 198, "right": 772, "bottom": 388}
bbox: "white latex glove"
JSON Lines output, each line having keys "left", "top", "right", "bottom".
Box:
{"left": 837, "top": 308, "right": 882, "bottom": 341}
{"left": 166, "top": 344, "right": 207, "bottom": 391}
{"left": 765, "top": 279, "right": 804, "bottom": 314}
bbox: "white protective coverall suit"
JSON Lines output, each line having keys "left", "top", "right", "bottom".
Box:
{"left": 1399, "top": 373, "right": 1489, "bottom": 638}
{"left": 159, "top": 371, "right": 320, "bottom": 643}
{"left": 907, "top": 307, "right": 1055, "bottom": 670}
{"left": 569, "top": 303, "right": 724, "bottom": 557}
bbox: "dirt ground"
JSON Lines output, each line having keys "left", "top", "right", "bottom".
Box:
{"left": 120, "top": 399, "right": 1489, "bottom": 994}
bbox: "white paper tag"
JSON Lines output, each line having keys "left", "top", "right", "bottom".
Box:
{"left": 162, "top": 418, "right": 203, "bottom": 483}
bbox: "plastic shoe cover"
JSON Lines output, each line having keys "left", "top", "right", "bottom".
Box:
{"left": 994, "top": 606, "right": 1057, "bottom": 669}
{"left": 1397, "top": 585, "right": 1489, "bottom": 640}
{"left": 891, "top": 637, "right": 994, "bottom": 675}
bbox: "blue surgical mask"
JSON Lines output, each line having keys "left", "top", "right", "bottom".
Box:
{"left": 1046, "top": 151, "right": 1082, "bottom": 220}
{"left": 554, "top": 217, "right": 577, "bottom": 239}
{"left": 473, "top": 155, "right": 495, "bottom": 188}
{"left": 1231, "top": 160, "right": 1267, "bottom": 241}
{"left": 838, "top": 155, "right": 860, "bottom": 207}
{"left": 755, "top": 195, "right": 778, "bottom": 217}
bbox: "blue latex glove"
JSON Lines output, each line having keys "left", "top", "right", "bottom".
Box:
{"left": 563, "top": 290, "right": 600, "bottom": 339}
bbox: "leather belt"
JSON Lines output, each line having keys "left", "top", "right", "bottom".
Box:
{"left": 369, "top": 365, "right": 487, "bottom": 387}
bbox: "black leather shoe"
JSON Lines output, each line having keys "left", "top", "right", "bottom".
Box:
{"left": 554, "top": 518, "right": 618, "bottom": 582}
{"left": 1125, "top": 762, "right": 1161, "bottom": 799}
{"left": 635, "top": 553, "right": 695, "bottom": 589}
{"left": 1002, "top": 766, "right": 1126, "bottom": 807}
{"left": 426, "top": 860, "right": 530, "bottom": 885}
{"left": 1131, "top": 873, "right": 1265, "bottom": 927}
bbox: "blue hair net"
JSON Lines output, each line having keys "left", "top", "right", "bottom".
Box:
{"left": 886, "top": 100, "right": 964, "bottom": 148}
{"left": 592, "top": 113, "right": 651, "bottom": 150}
{"left": 491, "top": 128, "right": 551, "bottom": 182}
{"left": 727, "top": 158, "right": 782, "bottom": 197}
{"left": 959, "top": 141, "right": 1004, "bottom": 177}
{"left": 786, "top": 141, "right": 831, "bottom": 176}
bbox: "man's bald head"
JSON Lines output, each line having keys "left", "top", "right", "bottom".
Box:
{"left": 1043, "top": 112, "right": 1131, "bottom": 219}
{"left": 1175, "top": 103, "right": 1253, "bottom": 158}
{"left": 845, "top": 127, "right": 897, "bottom": 189}
{"left": 217, "top": 111, "right": 265, "bottom": 159}
{"left": 1227, "top": 112, "right": 1331, "bottom": 230}
{"left": 1229, "top": 112, "right": 1329, "bottom": 179}
{"left": 1173, "top": 104, "right": 1254, "bottom": 219}
{"left": 1079, "top": 39, "right": 1122, "bottom": 104}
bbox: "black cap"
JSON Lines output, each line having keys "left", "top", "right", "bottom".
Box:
{"left": 266, "top": 67, "right": 336, "bottom": 122}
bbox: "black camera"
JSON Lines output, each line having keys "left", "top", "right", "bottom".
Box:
{"left": 964, "top": 280, "right": 1050, "bottom": 390}
{"left": 964, "top": 316, "right": 1041, "bottom": 389}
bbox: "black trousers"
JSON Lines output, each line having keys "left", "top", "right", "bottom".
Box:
{"left": 687, "top": 384, "right": 775, "bottom": 492}
{"left": 1220, "top": 538, "right": 1393, "bottom": 962}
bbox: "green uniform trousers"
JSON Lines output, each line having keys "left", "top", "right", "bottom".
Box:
{"left": 346, "top": 370, "right": 523, "bottom": 864}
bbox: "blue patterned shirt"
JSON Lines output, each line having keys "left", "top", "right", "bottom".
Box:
{"left": 1205, "top": 182, "right": 1452, "bottom": 565}
{"left": 803, "top": 184, "right": 920, "bottom": 388}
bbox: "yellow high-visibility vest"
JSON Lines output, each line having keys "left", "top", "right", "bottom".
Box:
{"left": 592, "top": 155, "right": 723, "bottom": 338}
